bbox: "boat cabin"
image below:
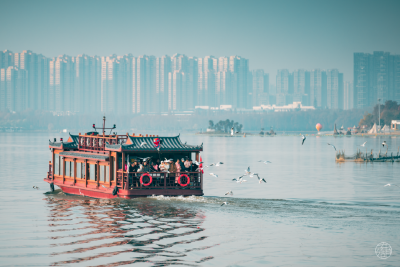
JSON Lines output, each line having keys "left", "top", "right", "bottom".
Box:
{"left": 44, "top": 121, "right": 203, "bottom": 199}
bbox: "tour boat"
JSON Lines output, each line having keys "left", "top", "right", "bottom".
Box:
{"left": 44, "top": 117, "right": 204, "bottom": 199}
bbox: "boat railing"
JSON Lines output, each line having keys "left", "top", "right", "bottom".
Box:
{"left": 78, "top": 134, "right": 128, "bottom": 151}
{"left": 117, "top": 171, "right": 202, "bottom": 190}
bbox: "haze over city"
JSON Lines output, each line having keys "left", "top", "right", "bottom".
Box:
{"left": 1, "top": 0, "right": 400, "bottom": 80}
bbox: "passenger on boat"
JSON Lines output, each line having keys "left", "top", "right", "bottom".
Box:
{"left": 129, "top": 161, "right": 139, "bottom": 187}
{"left": 175, "top": 159, "right": 181, "bottom": 184}
{"left": 179, "top": 158, "right": 185, "bottom": 172}
{"left": 159, "top": 160, "right": 166, "bottom": 172}
{"left": 184, "top": 159, "right": 191, "bottom": 171}
{"left": 169, "top": 159, "right": 177, "bottom": 185}
{"left": 141, "top": 161, "right": 150, "bottom": 173}
{"left": 150, "top": 161, "right": 159, "bottom": 172}
{"left": 188, "top": 160, "right": 198, "bottom": 172}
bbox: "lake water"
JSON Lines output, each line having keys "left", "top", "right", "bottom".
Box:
{"left": 0, "top": 132, "right": 399, "bottom": 266}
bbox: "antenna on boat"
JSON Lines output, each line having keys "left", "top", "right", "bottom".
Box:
{"left": 93, "top": 115, "right": 116, "bottom": 136}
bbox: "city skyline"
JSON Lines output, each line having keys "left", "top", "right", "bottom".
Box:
{"left": 2, "top": 49, "right": 399, "bottom": 114}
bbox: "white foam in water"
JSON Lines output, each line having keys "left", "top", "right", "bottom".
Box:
{"left": 148, "top": 194, "right": 216, "bottom": 203}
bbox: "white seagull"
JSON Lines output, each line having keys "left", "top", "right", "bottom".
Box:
{"left": 33, "top": 186, "right": 39, "bottom": 190}
{"left": 224, "top": 191, "right": 233, "bottom": 196}
{"left": 140, "top": 142, "right": 147, "bottom": 147}
{"left": 209, "top": 173, "right": 218, "bottom": 178}
{"left": 258, "top": 160, "right": 272, "bottom": 164}
{"left": 232, "top": 175, "right": 244, "bottom": 182}
{"left": 244, "top": 166, "right": 252, "bottom": 176}
{"left": 384, "top": 183, "right": 399, "bottom": 187}
{"left": 255, "top": 174, "right": 267, "bottom": 184}
{"left": 221, "top": 202, "right": 228, "bottom": 206}
{"left": 360, "top": 142, "right": 367, "bottom": 147}
{"left": 237, "top": 178, "right": 247, "bottom": 184}
{"left": 327, "top": 143, "right": 336, "bottom": 151}
{"left": 215, "top": 162, "right": 224, "bottom": 166}
{"left": 382, "top": 141, "right": 387, "bottom": 147}
{"left": 302, "top": 135, "right": 306, "bottom": 145}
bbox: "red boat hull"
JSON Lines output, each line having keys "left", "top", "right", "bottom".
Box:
{"left": 44, "top": 178, "right": 203, "bottom": 199}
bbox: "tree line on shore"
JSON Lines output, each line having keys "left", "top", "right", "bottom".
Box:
{"left": 0, "top": 108, "right": 369, "bottom": 132}
{"left": 358, "top": 100, "right": 400, "bottom": 128}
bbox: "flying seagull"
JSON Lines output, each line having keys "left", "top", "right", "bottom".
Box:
{"left": 215, "top": 162, "right": 224, "bottom": 166}
{"left": 221, "top": 202, "right": 228, "bottom": 206}
{"left": 232, "top": 175, "right": 244, "bottom": 182}
{"left": 302, "top": 135, "right": 306, "bottom": 145}
{"left": 237, "top": 178, "right": 247, "bottom": 183}
{"left": 384, "top": 183, "right": 399, "bottom": 187}
{"left": 209, "top": 173, "right": 218, "bottom": 178}
{"left": 327, "top": 143, "right": 336, "bottom": 151}
{"left": 258, "top": 160, "right": 272, "bottom": 164}
{"left": 140, "top": 142, "right": 147, "bottom": 147}
{"left": 360, "top": 142, "right": 367, "bottom": 147}
{"left": 382, "top": 141, "right": 387, "bottom": 147}
{"left": 255, "top": 174, "right": 267, "bottom": 184}
{"left": 224, "top": 191, "right": 233, "bottom": 196}
{"left": 244, "top": 166, "right": 251, "bottom": 176}
{"left": 33, "top": 186, "right": 39, "bottom": 189}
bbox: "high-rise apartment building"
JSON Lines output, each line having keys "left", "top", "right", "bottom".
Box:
{"left": 310, "top": 69, "right": 327, "bottom": 108}
{"left": 344, "top": 82, "right": 353, "bottom": 110}
{"left": 132, "top": 55, "right": 156, "bottom": 114}
{"left": 15, "top": 50, "right": 50, "bottom": 111}
{"left": 252, "top": 70, "right": 269, "bottom": 106}
{"left": 276, "top": 69, "right": 290, "bottom": 105}
{"left": 49, "top": 55, "right": 75, "bottom": 112}
{"left": 293, "top": 69, "right": 309, "bottom": 105}
{"left": 0, "top": 66, "right": 28, "bottom": 112}
{"left": 354, "top": 51, "right": 400, "bottom": 108}
{"left": 74, "top": 54, "right": 102, "bottom": 113}
{"left": 394, "top": 55, "right": 400, "bottom": 104}
{"left": 326, "top": 69, "right": 344, "bottom": 109}
{"left": 0, "top": 50, "right": 14, "bottom": 69}
{"left": 156, "top": 55, "right": 171, "bottom": 112}
{"left": 229, "top": 56, "right": 249, "bottom": 108}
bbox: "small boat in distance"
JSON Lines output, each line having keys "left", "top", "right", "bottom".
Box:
{"left": 44, "top": 117, "right": 204, "bottom": 198}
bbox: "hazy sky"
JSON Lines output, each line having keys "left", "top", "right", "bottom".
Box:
{"left": 1, "top": 0, "right": 400, "bottom": 83}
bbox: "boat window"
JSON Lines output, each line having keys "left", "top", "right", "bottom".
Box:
{"left": 71, "top": 161, "right": 74, "bottom": 178}
{"left": 60, "top": 157, "right": 63, "bottom": 176}
{"left": 82, "top": 163, "right": 86, "bottom": 179}
{"left": 77, "top": 162, "right": 82, "bottom": 178}
{"left": 113, "top": 158, "right": 116, "bottom": 181}
{"left": 117, "top": 154, "right": 122, "bottom": 169}
{"left": 54, "top": 155, "right": 59, "bottom": 175}
{"left": 106, "top": 166, "right": 110, "bottom": 182}
{"left": 100, "top": 165, "right": 105, "bottom": 182}
{"left": 89, "top": 164, "right": 96, "bottom": 181}
{"left": 65, "top": 161, "right": 70, "bottom": 177}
